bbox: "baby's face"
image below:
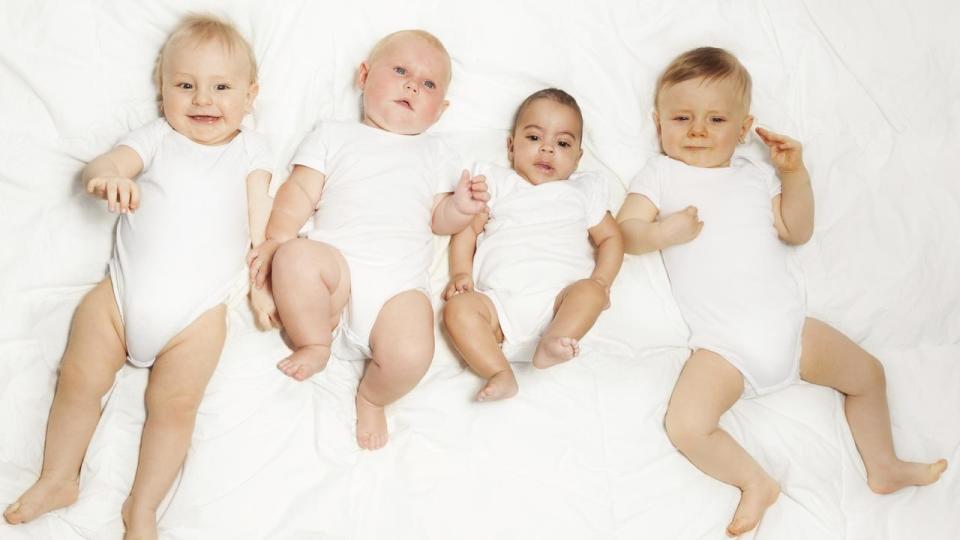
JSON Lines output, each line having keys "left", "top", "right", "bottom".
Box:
{"left": 160, "top": 39, "right": 257, "bottom": 146}
{"left": 654, "top": 76, "right": 752, "bottom": 168}
{"left": 508, "top": 98, "right": 583, "bottom": 185}
{"left": 356, "top": 36, "right": 450, "bottom": 135}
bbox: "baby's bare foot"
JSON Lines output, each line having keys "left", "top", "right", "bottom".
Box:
{"left": 476, "top": 369, "right": 518, "bottom": 402}
{"left": 121, "top": 498, "right": 158, "bottom": 540}
{"left": 532, "top": 336, "right": 580, "bottom": 369}
{"left": 867, "top": 459, "right": 948, "bottom": 494}
{"left": 725, "top": 476, "right": 780, "bottom": 537}
{"left": 277, "top": 344, "right": 331, "bottom": 381}
{"left": 356, "top": 392, "right": 388, "bottom": 450}
{"left": 3, "top": 476, "right": 79, "bottom": 524}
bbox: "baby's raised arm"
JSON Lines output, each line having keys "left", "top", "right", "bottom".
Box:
{"left": 443, "top": 212, "right": 487, "bottom": 300}
{"left": 616, "top": 194, "right": 703, "bottom": 254}
{"left": 756, "top": 127, "right": 814, "bottom": 245}
{"left": 248, "top": 165, "right": 325, "bottom": 288}
{"left": 82, "top": 146, "right": 144, "bottom": 214}
{"left": 432, "top": 170, "right": 489, "bottom": 235}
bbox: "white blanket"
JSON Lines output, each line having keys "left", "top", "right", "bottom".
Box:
{"left": 1, "top": 1, "right": 957, "bottom": 539}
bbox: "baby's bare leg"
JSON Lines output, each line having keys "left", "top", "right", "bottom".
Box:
{"left": 664, "top": 350, "right": 780, "bottom": 538}
{"left": 356, "top": 290, "right": 434, "bottom": 450}
{"left": 799, "top": 317, "right": 947, "bottom": 494}
{"left": 532, "top": 279, "right": 607, "bottom": 369}
{"left": 442, "top": 291, "right": 517, "bottom": 401}
{"left": 4, "top": 278, "right": 126, "bottom": 525}
{"left": 121, "top": 305, "right": 226, "bottom": 540}
{"left": 272, "top": 239, "right": 350, "bottom": 381}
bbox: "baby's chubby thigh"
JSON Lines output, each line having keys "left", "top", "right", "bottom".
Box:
{"left": 368, "top": 289, "right": 435, "bottom": 385}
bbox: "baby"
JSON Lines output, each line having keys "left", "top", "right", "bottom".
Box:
{"left": 3, "top": 14, "right": 272, "bottom": 539}
{"left": 616, "top": 47, "right": 947, "bottom": 537}
{"left": 442, "top": 89, "right": 624, "bottom": 401}
{"left": 246, "top": 30, "right": 487, "bottom": 450}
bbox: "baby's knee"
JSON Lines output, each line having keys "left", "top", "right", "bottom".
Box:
{"left": 272, "top": 239, "right": 314, "bottom": 275}
{"left": 442, "top": 293, "right": 475, "bottom": 327}
{"left": 375, "top": 340, "right": 434, "bottom": 377}
{"left": 663, "top": 408, "right": 708, "bottom": 451}
{"left": 863, "top": 355, "right": 886, "bottom": 391}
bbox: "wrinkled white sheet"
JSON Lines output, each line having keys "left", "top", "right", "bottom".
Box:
{"left": 1, "top": 1, "right": 957, "bottom": 539}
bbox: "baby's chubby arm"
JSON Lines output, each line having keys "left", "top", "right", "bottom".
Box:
{"left": 616, "top": 194, "right": 702, "bottom": 254}
{"left": 245, "top": 168, "right": 280, "bottom": 330}
{"left": 82, "top": 145, "right": 144, "bottom": 214}
{"left": 586, "top": 213, "right": 625, "bottom": 304}
{"left": 247, "top": 165, "right": 325, "bottom": 289}
{"left": 443, "top": 212, "right": 487, "bottom": 300}
{"left": 757, "top": 127, "right": 814, "bottom": 245}
{"left": 431, "top": 170, "right": 489, "bottom": 236}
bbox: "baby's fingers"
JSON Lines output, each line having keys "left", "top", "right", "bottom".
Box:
{"left": 106, "top": 182, "right": 119, "bottom": 212}
{"left": 129, "top": 183, "right": 141, "bottom": 212}
{"left": 117, "top": 183, "right": 132, "bottom": 213}
{"left": 442, "top": 283, "right": 456, "bottom": 301}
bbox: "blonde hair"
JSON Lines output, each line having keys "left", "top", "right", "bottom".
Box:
{"left": 152, "top": 14, "right": 258, "bottom": 95}
{"left": 654, "top": 47, "right": 752, "bottom": 110}
{"left": 367, "top": 29, "right": 452, "bottom": 86}
{"left": 511, "top": 88, "right": 584, "bottom": 139}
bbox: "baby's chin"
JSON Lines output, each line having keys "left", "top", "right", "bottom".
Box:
{"left": 363, "top": 108, "right": 435, "bottom": 136}
{"left": 667, "top": 151, "right": 732, "bottom": 169}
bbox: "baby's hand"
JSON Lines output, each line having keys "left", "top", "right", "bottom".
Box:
{"left": 86, "top": 176, "right": 140, "bottom": 214}
{"left": 247, "top": 239, "right": 281, "bottom": 289}
{"left": 443, "top": 272, "right": 474, "bottom": 301}
{"left": 756, "top": 127, "right": 805, "bottom": 174}
{"left": 249, "top": 281, "right": 281, "bottom": 330}
{"left": 452, "top": 169, "right": 489, "bottom": 216}
{"left": 659, "top": 206, "right": 703, "bottom": 247}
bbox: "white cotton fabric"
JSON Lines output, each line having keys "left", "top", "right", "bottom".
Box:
{"left": 472, "top": 162, "right": 609, "bottom": 354}
{"left": 291, "top": 121, "right": 460, "bottom": 358}
{"left": 629, "top": 154, "right": 806, "bottom": 396}
{"left": 109, "top": 118, "right": 271, "bottom": 367}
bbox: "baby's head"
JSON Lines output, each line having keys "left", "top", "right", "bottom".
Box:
{"left": 153, "top": 14, "right": 259, "bottom": 145}
{"left": 653, "top": 47, "right": 753, "bottom": 168}
{"left": 508, "top": 88, "right": 584, "bottom": 185}
{"left": 356, "top": 30, "right": 452, "bottom": 135}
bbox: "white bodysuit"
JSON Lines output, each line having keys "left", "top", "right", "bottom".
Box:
{"left": 629, "top": 154, "right": 806, "bottom": 397}
{"left": 472, "top": 163, "right": 609, "bottom": 355}
{"left": 292, "top": 121, "right": 460, "bottom": 359}
{"left": 110, "top": 118, "right": 271, "bottom": 367}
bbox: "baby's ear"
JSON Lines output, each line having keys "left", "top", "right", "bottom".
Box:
{"left": 740, "top": 114, "right": 754, "bottom": 143}
{"left": 652, "top": 111, "right": 661, "bottom": 135}
{"left": 506, "top": 135, "right": 515, "bottom": 162}
{"left": 245, "top": 81, "right": 260, "bottom": 112}
{"left": 355, "top": 62, "right": 370, "bottom": 90}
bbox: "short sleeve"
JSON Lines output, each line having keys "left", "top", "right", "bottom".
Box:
{"left": 118, "top": 118, "right": 169, "bottom": 171}
{"left": 241, "top": 130, "right": 273, "bottom": 176}
{"left": 735, "top": 154, "right": 780, "bottom": 199}
{"left": 627, "top": 158, "right": 663, "bottom": 209}
{"left": 434, "top": 138, "right": 462, "bottom": 194}
{"left": 579, "top": 171, "right": 611, "bottom": 228}
{"left": 291, "top": 124, "right": 327, "bottom": 174}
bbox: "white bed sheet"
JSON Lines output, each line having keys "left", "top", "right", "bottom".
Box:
{"left": 1, "top": 1, "right": 957, "bottom": 539}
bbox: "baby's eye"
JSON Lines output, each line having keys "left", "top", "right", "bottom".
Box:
{"left": 558, "top": 140, "right": 571, "bottom": 148}
{"left": 710, "top": 117, "right": 726, "bottom": 123}
{"left": 423, "top": 80, "right": 436, "bottom": 89}
{"left": 393, "top": 66, "right": 406, "bottom": 75}
{"left": 215, "top": 84, "right": 231, "bottom": 91}
{"left": 177, "top": 82, "right": 193, "bottom": 90}
{"left": 525, "top": 135, "right": 540, "bottom": 142}
{"left": 673, "top": 115, "right": 689, "bottom": 122}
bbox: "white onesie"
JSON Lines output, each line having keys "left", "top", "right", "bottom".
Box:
{"left": 109, "top": 118, "right": 271, "bottom": 367}
{"left": 472, "top": 163, "right": 610, "bottom": 356}
{"left": 291, "top": 121, "right": 460, "bottom": 359}
{"left": 629, "top": 154, "right": 805, "bottom": 397}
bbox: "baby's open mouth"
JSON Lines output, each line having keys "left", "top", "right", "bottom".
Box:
{"left": 395, "top": 99, "right": 413, "bottom": 111}
{"left": 189, "top": 115, "right": 221, "bottom": 124}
